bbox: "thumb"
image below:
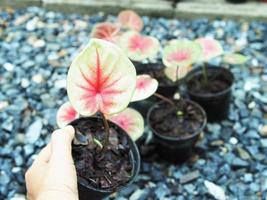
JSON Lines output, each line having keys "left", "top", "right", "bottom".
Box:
{"left": 50, "top": 125, "right": 75, "bottom": 165}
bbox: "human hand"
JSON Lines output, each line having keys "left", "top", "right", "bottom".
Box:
{"left": 25, "top": 126, "right": 79, "bottom": 200}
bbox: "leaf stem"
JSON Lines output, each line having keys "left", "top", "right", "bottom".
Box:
{"left": 100, "top": 112, "right": 110, "bottom": 153}
{"left": 154, "top": 92, "right": 175, "bottom": 106}
{"left": 202, "top": 62, "right": 208, "bottom": 85}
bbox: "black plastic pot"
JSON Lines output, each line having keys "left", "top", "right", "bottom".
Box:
{"left": 147, "top": 99, "right": 207, "bottom": 162}
{"left": 185, "top": 66, "right": 234, "bottom": 122}
{"left": 70, "top": 117, "right": 140, "bottom": 200}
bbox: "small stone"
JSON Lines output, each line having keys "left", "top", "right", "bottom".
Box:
{"left": 32, "top": 74, "right": 44, "bottom": 84}
{"left": 0, "top": 101, "right": 9, "bottom": 111}
{"left": 248, "top": 101, "right": 256, "bottom": 109}
{"left": 26, "top": 17, "right": 38, "bottom": 31}
{"left": 249, "top": 182, "right": 260, "bottom": 192}
{"left": 32, "top": 39, "right": 45, "bottom": 48}
{"left": 184, "top": 183, "right": 196, "bottom": 193}
{"left": 155, "top": 183, "right": 170, "bottom": 199}
{"left": 231, "top": 157, "right": 249, "bottom": 169}
{"left": 23, "top": 144, "right": 34, "bottom": 156}
{"left": 246, "top": 130, "right": 260, "bottom": 139}
{"left": 210, "top": 140, "right": 224, "bottom": 146}
{"left": 259, "top": 125, "right": 267, "bottom": 137}
{"left": 12, "top": 167, "right": 21, "bottom": 173}
{"left": 243, "top": 173, "right": 253, "bottom": 183}
{"left": 74, "top": 20, "right": 87, "bottom": 29}
{"left": 204, "top": 180, "right": 226, "bottom": 200}
{"left": 119, "top": 184, "right": 138, "bottom": 196}
{"left": 129, "top": 189, "right": 149, "bottom": 200}
{"left": 26, "top": 119, "right": 43, "bottom": 144}
{"left": 237, "top": 147, "right": 251, "bottom": 160}
{"left": 180, "top": 170, "right": 200, "bottom": 184}
{"left": 14, "top": 14, "right": 31, "bottom": 26}
{"left": 3, "top": 63, "right": 14, "bottom": 71}
{"left": 10, "top": 194, "right": 26, "bottom": 200}
{"left": 0, "top": 171, "right": 10, "bottom": 185}
{"left": 21, "top": 78, "right": 30, "bottom": 88}
{"left": 262, "top": 179, "right": 267, "bottom": 191}
{"left": 15, "top": 155, "right": 24, "bottom": 166}
{"left": 54, "top": 79, "right": 66, "bottom": 89}
{"left": 15, "top": 134, "right": 25, "bottom": 144}
{"left": 260, "top": 138, "right": 267, "bottom": 148}
{"left": 229, "top": 137, "right": 238, "bottom": 145}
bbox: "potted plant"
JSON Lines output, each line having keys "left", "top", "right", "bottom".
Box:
{"left": 184, "top": 37, "right": 248, "bottom": 122}
{"left": 143, "top": 39, "right": 207, "bottom": 162}
{"left": 56, "top": 39, "right": 141, "bottom": 200}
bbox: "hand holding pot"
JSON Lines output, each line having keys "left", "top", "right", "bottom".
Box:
{"left": 25, "top": 126, "right": 79, "bottom": 200}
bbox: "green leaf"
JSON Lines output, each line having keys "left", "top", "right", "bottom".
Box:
{"left": 223, "top": 53, "right": 248, "bottom": 65}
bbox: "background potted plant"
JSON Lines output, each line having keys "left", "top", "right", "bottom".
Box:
{"left": 184, "top": 37, "right": 248, "bottom": 122}
{"left": 141, "top": 42, "right": 207, "bottom": 162}
{"left": 56, "top": 38, "right": 140, "bottom": 200}
{"left": 146, "top": 86, "right": 207, "bottom": 163}
{"left": 161, "top": 39, "right": 202, "bottom": 97}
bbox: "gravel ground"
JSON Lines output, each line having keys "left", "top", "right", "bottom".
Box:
{"left": 1, "top": 6, "right": 267, "bottom": 200}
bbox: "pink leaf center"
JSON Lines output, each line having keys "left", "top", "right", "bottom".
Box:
{"left": 167, "top": 50, "right": 190, "bottom": 63}
{"left": 113, "top": 114, "right": 132, "bottom": 132}
{"left": 203, "top": 41, "right": 217, "bottom": 55}
{"left": 60, "top": 108, "right": 77, "bottom": 121}
{"left": 77, "top": 49, "right": 123, "bottom": 113}
{"left": 129, "top": 35, "right": 152, "bottom": 53}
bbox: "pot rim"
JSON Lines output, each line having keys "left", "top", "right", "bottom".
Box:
{"left": 185, "top": 66, "right": 234, "bottom": 98}
{"left": 147, "top": 99, "right": 207, "bottom": 142}
{"left": 70, "top": 116, "right": 140, "bottom": 194}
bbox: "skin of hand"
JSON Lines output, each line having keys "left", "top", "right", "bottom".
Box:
{"left": 25, "top": 125, "right": 79, "bottom": 200}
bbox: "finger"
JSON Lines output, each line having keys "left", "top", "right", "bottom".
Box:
{"left": 30, "top": 143, "right": 51, "bottom": 168}
{"left": 50, "top": 125, "right": 75, "bottom": 164}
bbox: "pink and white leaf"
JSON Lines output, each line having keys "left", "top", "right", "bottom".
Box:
{"left": 119, "top": 31, "right": 160, "bottom": 61}
{"left": 164, "top": 65, "right": 192, "bottom": 82}
{"left": 118, "top": 10, "right": 143, "bottom": 32}
{"left": 90, "top": 22, "right": 120, "bottom": 43}
{"left": 108, "top": 108, "right": 144, "bottom": 141}
{"left": 223, "top": 53, "right": 248, "bottom": 65}
{"left": 56, "top": 102, "right": 79, "bottom": 128}
{"left": 131, "top": 74, "right": 158, "bottom": 102}
{"left": 67, "top": 38, "right": 136, "bottom": 116}
{"left": 195, "top": 38, "right": 223, "bottom": 61}
{"left": 162, "top": 40, "right": 202, "bottom": 68}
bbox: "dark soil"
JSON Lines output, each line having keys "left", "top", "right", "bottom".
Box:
{"left": 186, "top": 68, "right": 232, "bottom": 95}
{"left": 133, "top": 61, "right": 177, "bottom": 86}
{"left": 149, "top": 100, "right": 205, "bottom": 138}
{"left": 71, "top": 117, "right": 133, "bottom": 191}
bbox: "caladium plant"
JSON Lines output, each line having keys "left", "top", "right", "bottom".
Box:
{"left": 57, "top": 74, "right": 159, "bottom": 140}
{"left": 67, "top": 38, "right": 136, "bottom": 148}
{"left": 119, "top": 31, "right": 160, "bottom": 61}
{"left": 117, "top": 10, "right": 143, "bottom": 32}
{"left": 90, "top": 22, "right": 121, "bottom": 43}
